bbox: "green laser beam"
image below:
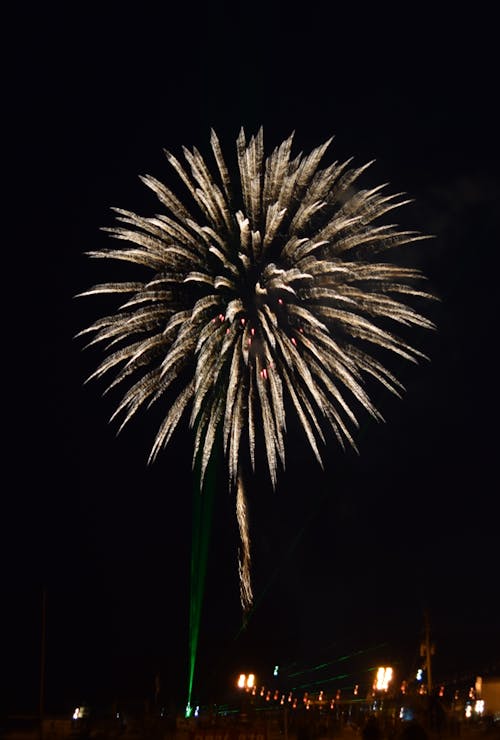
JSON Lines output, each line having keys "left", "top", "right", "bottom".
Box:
{"left": 288, "top": 644, "right": 389, "bottom": 678}
{"left": 186, "top": 452, "right": 216, "bottom": 716}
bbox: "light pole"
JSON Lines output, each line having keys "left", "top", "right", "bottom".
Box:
{"left": 373, "top": 666, "right": 394, "bottom": 718}
{"left": 237, "top": 674, "right": 257, "bottom": 724}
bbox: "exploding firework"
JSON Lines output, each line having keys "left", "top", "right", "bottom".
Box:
{"left": 77, "top": 128, "right": 436, "bottom": 611}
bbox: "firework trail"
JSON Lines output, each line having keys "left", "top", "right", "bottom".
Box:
{"left": 77, "top": 128, "right": 436, "bottom": 612}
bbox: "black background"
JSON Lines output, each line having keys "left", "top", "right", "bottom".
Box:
{"left": 5, "top": 2, "right": 499, "bottom": 718}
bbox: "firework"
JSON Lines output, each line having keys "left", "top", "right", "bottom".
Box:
{"left": 77, "top": 128, "right": 436, "bottom": 611}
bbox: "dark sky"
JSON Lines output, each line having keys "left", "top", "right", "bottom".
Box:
{"left": 5, "top": 2, "right": 499, "bottom": 720}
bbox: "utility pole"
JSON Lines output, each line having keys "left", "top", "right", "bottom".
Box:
{"left": 420, "top": 610, "right": 435, "bottom": 694}
{"left": 39, "top": 588, "right": 47, "bottom": 740}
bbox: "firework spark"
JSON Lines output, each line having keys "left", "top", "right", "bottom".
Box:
{"left": 77, "top": 128, "right": 436, "bottom": 611}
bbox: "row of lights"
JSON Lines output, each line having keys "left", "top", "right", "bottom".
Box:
{"left": 237, "top": 669, "right": 487, "bottom": 718}
{"left": 236, "top": 668, "right": 395, "bottom": 711}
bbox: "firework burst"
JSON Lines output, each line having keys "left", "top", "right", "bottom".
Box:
{"left": 77, "top": 128, "right": 436, "bottom": 611}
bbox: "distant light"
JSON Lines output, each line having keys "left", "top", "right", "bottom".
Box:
{"left": 238, "top": 674, "right": 246, "bottom": 689}
{"left": 416, "top": 669, "right": 423, "bottom": 681}
{"left": 274, "top": 665, "right": 279, "bottom": 676}
{"left": 475, "top": 700, "right": 484, "bottom": 715}
{"left": 465, "top": 704, "right": 472, "bottom": 718}
{"left": 399, "top": 706, "right": 414, "bottom": 722}
{"left": 194, "top": 706, "right": 200, "bottom": 718}
{"left": 185, "top": 703, "right": 192, "bottom": 718}
{"left": 475, "top": 676, "right": 483, "bottom": 696}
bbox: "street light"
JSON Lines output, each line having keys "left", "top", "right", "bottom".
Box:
{"left": 237, "top": 673, "right": 256, "bottom": 691}
{"left": 375, "top": 667, "right": 393, "bottom": 692}
{"left": 237, "top": 674, "right": 257, "bottom": 723}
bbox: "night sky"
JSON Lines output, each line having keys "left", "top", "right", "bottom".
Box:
{"left": 6, "top": 3, "right": 499, "bottom": 720}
